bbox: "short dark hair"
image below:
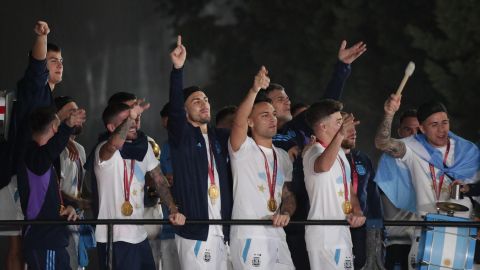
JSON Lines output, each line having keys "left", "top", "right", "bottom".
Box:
{"left": 265, "top": 83, "right": 285, "bottom": 95}
{"left": 54, "top": 96, "right": 75, "bottom": 111}
{"left": 108, "top": 92, "right": 137, "bottom": 105}
{"left": 399, "top": 109, "right": 418, "bottom": 124}
{"left": 417, "top": 101, "right": 448, "bottom": 123}
{"left": 102, "top": 103, "right": 131, "bottom": 126}
{"left": 30, "top": 106, "right": 58, "bottom": 134}
{"left": 305, "top": 99, "right": 343, "bottom": 129}
{"left": 215, "top": 105, "right": 237, "bottom": 126}
{"left": 160, "top": 102, "right": 170, "bottom": 118}
{"left": 291, "top": 102, "right": 308, "bottom": 115}
{"left": 183, "top": 86, "right": 202, "bottom": 102}
{"left": 47, "top": 43, "right": 61, "bottom": 53}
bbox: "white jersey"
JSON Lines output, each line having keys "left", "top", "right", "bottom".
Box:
{"left": 303, "top": 143, "right": 352, "bottom": 249}
{"left": 401, "top": 138, "right": 473, "bottom": 216}
{"left": 202, "top": 134, "right": 223, "bottom": 238}
{"left": 94, "top": 141, "right": 159, "bottom": 244}
{"left": 228, "top": 137, "right": 292, "bottom": 239}
{"left": 59, "top": 140, "right": 86, "bottom": 198}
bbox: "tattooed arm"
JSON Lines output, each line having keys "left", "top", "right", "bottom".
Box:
{"left": 374, "top": 94, "right": 406, "bottom": 158}
{"left": 280, "top": 182, "right": 296, "bottom": 217}
{"left": 272, "top": 182, "right": 296, "bottom": 227}
{"left": 148, "top": 165, "right": 186, "bottom": 225}
{"left": 99, "top": 117, "right": 134, "bottom": 162}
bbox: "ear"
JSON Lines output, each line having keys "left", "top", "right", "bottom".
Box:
{"left": 247, "top": 118, "right": 254, "bottom": 128}
{"left": 106, "top": 123, "right": 116, "bottom": 133}
{"left": 419, "top": 124, "right": 425, "bottom": 134}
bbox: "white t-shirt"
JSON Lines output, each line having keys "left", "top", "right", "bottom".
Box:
{"left": 94, "top": 141, "right": 159, "bottom": 244}
{"left": 303, "top": 143, "right": 352, "bottom": 249}
{"left": 401, "top": 138, "right": 473, "bottom": 217}
{"left": 228, "top": 137, "right": 292, "bottom": 239}
{"left": 59, "top": 140, "right": 86, "bottom": 198}
{"left": 203, "top": 134, "right": 224, "bottom": 238}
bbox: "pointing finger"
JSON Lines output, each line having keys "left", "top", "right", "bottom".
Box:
{"left": 177, "top": 35, "right": 182, "bottom": 46}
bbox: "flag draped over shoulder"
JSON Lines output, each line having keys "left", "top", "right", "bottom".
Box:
{"left": 374, "top": 132, "right": 480, "bottom": 212}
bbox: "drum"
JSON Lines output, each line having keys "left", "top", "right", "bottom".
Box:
{"left": 416, "top": 213, "right": 477, "bottom": 270}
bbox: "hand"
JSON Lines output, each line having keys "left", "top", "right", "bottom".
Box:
{"left": 130, "top": 99, "right": 150, "bottom": 120}
{"left": 384, "top": 94, "right": 401, "bottom": 116}
{"left": 60, "top": 205, "right": 78, "bottom": 221}
{"left": 338, "top": 40, "right": 366, "bottom": 64}
{"left": 65, "top": 109, "right": 86, "bottom": 128}
{"left": 272, "top": 213, "right": 290, "bottom": 227}
{"left": 302, "top": 135, "right": 317, "bottom": 158}
{"left": 252, "top": 66, "right": 270, "bottom": 92}
{"left": 347, "top": 212, "right": 366, "bottom": 228}
{"left": 452, "top": 180, "right": 469, "bottom": 193}
{"left": 170, "top": 35, "right": 187, "bottom": 69}
{"left": 339, "top": 113, "right": 360, "bottom": 138}
{"left": 287, "top": 145, "right": 300, "bottom": 162}
{"left": 66, "top": 139, "right": 80, "bottom": 161}
{"left": 34, "top": 21, "right": 50, "bottom": 36}
{"left": 169, "top": 212, "right": 186, "bottom": 225}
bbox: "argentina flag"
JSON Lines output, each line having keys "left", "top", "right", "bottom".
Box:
{"left": 374, "top": 131, "right": 480, "bottom": 212}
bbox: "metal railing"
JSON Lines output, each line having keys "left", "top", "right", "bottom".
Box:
{"left": 1, "top": 219, "right": 479, "bottom": 269}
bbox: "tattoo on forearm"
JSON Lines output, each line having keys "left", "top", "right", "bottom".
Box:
{"left": 280, "top": 183, "right": 296, "bottom": 216}
{"left": 374, "top": 115, "right": 406, "bottom": 158}
{"left": 149, "top": 166, "right": 177, "bottom": 211}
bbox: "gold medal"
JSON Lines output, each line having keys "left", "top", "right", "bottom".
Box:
{"left": 121, "top": 201, "right": 133, "bottom": 216}
{"left": 268, "top": 198, "right": 277, "bottom": 212}
{"left": 208, "top": 184, "right": 220, "bottom": 201}
{"left": 342, "top": 201, "right": 353, "bottom": 215}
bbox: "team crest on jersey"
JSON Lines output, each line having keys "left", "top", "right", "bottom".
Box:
{"left": 252, "top": 253, "right": 261, "bottom": 267}
{"left": 356, "top": 164, "right": 366, "bottom": 175}
{"left": 204, "top": 250, "right": 211, "bottom": 262}
{"left": 344, "top": 256, "right": 353, "bottom": 269}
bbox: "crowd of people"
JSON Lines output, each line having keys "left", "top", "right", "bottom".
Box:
{"left": 0, "top": 20, "right": 479, "bottom": 270}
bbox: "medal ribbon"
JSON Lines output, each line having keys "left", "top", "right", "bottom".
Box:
{"left": 208, "top": 139, "right": 216, "bottom": 187}
{"left": 123, "top": 159, "right": 135, "bottom": 202}
{"left": 348, "top": 154, "right": 359, "bottom": 194}
{"left": 257, "top": 145, "right": 278, "bottom": 202}
{"left": 429, "top": 140, "right": 450, "bottom": 201}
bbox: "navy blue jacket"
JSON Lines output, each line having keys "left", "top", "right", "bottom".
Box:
{"left": 273, "top": 61, "right": 351, "bottom": 234}
{"left": 1, "top": 56, "right": 53, "bottom": 188}
{"left": 168, "top": 67, "right": 232, "bottom": 241}
{"left": 17, "top": 123, "right": 73, "bottom": 250}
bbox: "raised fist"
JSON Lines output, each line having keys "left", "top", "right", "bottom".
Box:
{"left": 34, "top": 21, "right": 50, "bottom": 36}
{"left": 384, "top": 94, "right": 401, "bottom": 116}
{"left": 170, "top": 35, "right": 187, "bottom": 69}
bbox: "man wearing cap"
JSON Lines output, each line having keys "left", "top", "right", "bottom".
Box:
{"left": 168, "top": 36, "right": 232, "bottom": 270}
{"left": 374, "top": 93, "right": 480, "bottom": 268}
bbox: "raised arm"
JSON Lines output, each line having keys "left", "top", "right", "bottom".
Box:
{"left": 148, "top": 165, "right": 186, "bottom": 225}
{"left": 323, "top": 40, "right": 366, "bottom": 100}
{"left": 167, "top": 35, "right": 189, "bottom": 145}
{"left": 314, "top": 114, "right": 359, "bottom": 173}
{"left": 32, "top": 21, "right": 50, "bottom": 61}
{"left": 99, "top": 101, "right": 150, "bottom": 162}
{"left": 230, "top": 66, "right": 270, "bottom": 151}
{"left": 374, "top": 94, "right": 406, "bottom": 158}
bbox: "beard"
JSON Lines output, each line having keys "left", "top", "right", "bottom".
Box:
{"left": 341, "top": 139, "right": 355, "bottom": 150}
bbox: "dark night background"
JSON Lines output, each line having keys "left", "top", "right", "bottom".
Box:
{"left": 1, "top": 0, "right": 480, "bottom": 267}
{"left": 2, "top": 0, "right": 479, "bottom": 159}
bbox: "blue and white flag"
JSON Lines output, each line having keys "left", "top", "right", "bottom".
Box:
{"left": 374, "top": 131, "right": 480, "bottom": 212}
